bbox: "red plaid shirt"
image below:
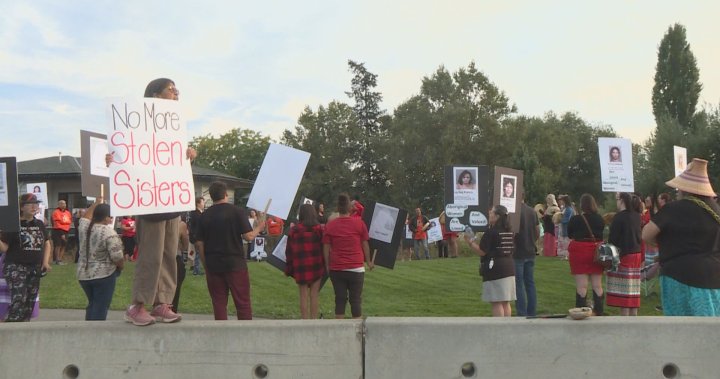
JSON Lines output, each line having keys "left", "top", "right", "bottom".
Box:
{"left": 285, "top": 223, "right": 325, "bottom": 284}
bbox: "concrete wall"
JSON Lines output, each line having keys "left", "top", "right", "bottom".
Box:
{"left": 1, "top": 317, "right": 718, "bottom": 379}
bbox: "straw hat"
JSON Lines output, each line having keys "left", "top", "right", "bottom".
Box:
{"left": 665, "top": 158, "right": 716, "bottom": 197}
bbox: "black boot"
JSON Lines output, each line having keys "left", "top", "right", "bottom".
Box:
{"left": 575, "top": 292, "right": 587, "bottom": 308}
{"left": 593, "top": 291, "right": 605, "bottom": 316}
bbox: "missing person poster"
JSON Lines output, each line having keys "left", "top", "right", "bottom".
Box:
{"left": 494, "top": 166, "right": 523, "bottom": 233}
{"left": 0, "top": 157, "right": 20, "bottom": 232}
{"left": 426, "top": 217, "right": 443, "bottom": 244}
{"left": 362, "top": 201, "right": 407, "bottom": 270}
{"left": 598, "top": 137, "right": 634, "bottom": 192}
{"left": 25, "top": 182, "right": 48, "bottom": 222}
{"left": 444, "top": 165, "right": 489, "bottom": 233}
{"left": 673, "top": 145, "right": 687, "bottom": 178}
{"left": 105, "top": 98, "right": 195, "bottom": 216}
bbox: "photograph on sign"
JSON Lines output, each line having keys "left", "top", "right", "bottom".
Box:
{"left": 598, "top": 137, "right": 634, "bottom": 192}
{"left": 26, "top": 182, "right": 48, "bottom": 221}
{"left": 499, "top": 174, "right": 517, "bottom": 213}
{"left": 426, "top": 217, "right": 443, "bottom": 244}
{"left": 106, "top": 97, "right": 194, "bottom": 216}
{"left": 246, "top": 143, "right": 311, "bottom": 220}
{"left": 90, "top": 136, "right": 110, "bottom": 177}
{"left": 444, "top": 165, "right": 489, "bottom": 233}
{"left": 453, "top": 166, "right": 479, "bottom": 206}
{"left": 673, "top": 146, "right": 687, "bottom": 178}
{"left": 368, "top": 203, "right": 399, "bottom": 244}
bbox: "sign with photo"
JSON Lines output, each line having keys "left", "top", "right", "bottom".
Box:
{"left": 0, "top": 157, "right": 20, "bottom": 233}
{"left": 25, "top": 182, "right": 48, "bottom": 222}
{"left": 493, "top": 166, "right": 523, "bottom": 233}
{"left": 361, "top": 201, "right": 407, "bottom": 270}
{"left": 598, "top": 137, "right": 634, "bottom": 192}
{"left": 426, "top": 217, "right": 443, "bottom": 244}
{"left": 105, "top": 97, "right": 195, "bottom": 216}
{"left": 673, "top": 145, "right": 687, "bottom": 178}
{"left": 444, "top": 165, "right": 489, "bottom": 233}
{"left": 80, "top": 130, "right": 111, "bottom": 198}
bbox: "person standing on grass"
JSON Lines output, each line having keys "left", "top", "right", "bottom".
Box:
{"left": 77, "top": 198, "right": 124, "bottom": 321}
{"left": 120, "top": 216, "right": 136, "bottom": 262}
{"left": 409, "top": 208, "right": 430, "bottom": 260}
{"left": 0, "top": 193, "right": 52, "bottom": 322}
{"left": 171, "top": 218, "right": 190, "bottom": 313}
{"left": 285, "top": 204, "right": 325, "bottom": 319}
{"left": 465, "top": 205, "right": 515, "bottom": 317}
{"left": 323, "top": 193, "right": 373, "bottom": 319}
{"left": 195, "top": 182, "right": 266, "bottom": 320}
{"left": 514, "top": 194, "right": 539, "bottom": 317}
{"left": 188, "top": 197, "right": 205, "bottom": 275}
{"left": 51, "top": 200, "right": 72, "bottom": 265}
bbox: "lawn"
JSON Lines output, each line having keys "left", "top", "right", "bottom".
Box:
{"left": 41, "top": 253, "right": 663, "bottom": 318}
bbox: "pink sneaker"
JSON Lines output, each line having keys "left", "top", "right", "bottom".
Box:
{"left": 150, "top": 304, "right": 182, "bottom": 323}
{"left": 124, "top": 304, "right": 155, "bottom": 326}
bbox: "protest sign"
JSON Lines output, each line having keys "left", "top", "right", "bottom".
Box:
{"left": 362, "top": 201, "right": 407, "bottom": 269}
{"left": 444, "top": 165, "right": 489, "bottom": 233}
{"left": 598, "top": 137, "right": 634, "bottom": 193}
{"left": 0, "top": 157, "right": 20, "bottom": 233}
{"left": 80, "top": 130, "right": 111, "bottom": 197}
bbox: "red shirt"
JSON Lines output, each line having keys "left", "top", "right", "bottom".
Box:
{"left": 322, "top": 216, "right": 369, "bottom": 271}
{"left": 414, "top": 216, "right": 427, "bottom": 239}
{"left": 52, "top": 208, "right": 72, "bottom": 232}
{"left": 121, "top": 217, "right": 136, "bottom": 238}
{"left": 267, "top": 216, "right": 285, "bottom": 236}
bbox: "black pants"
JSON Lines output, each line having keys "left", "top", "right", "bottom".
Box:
{"left": 172, "top": 255, "right": 186, "bottom": 312}
{"left": 437, "top": 240, "right": 448, "bottom": 258}
{"left": 329, "top": 270, "right": 364, "bottom": 317}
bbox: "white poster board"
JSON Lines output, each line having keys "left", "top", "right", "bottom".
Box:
{"left": 0, "top": 163, "right": 6, "bottom": 207}
{"left": 673, "top": 146, "right": 687, "bottom": 178}
{"left": 247, "top": 144, "right": 311, "bottom": 219}
{"left": 426, "top": 217, "right": 443, "bottom": 244}
{"left": 90, "top": 136, "right": 110, "bottom": 177}
{"left": 453, "top": 166, "right": 479, "bottom": 206}
{"left": 598, "top": 137, "right": 634, "bottom": 192}
{"left": 271, "top": 235, "right": 288, "bottom": 262}
{"left": 368, "top": 203, "right": 399, "bottom": 244}
{"left": 106, "top": 98, "right": 194, "bottom": 216}
{"left": 26, "top": 182, "right": 48, "bottom": 221}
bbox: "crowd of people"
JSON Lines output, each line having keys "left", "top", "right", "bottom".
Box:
{"left": 0, "top": 77, "right": 718, "bottom": 323}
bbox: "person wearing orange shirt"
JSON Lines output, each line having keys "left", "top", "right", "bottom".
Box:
{"left": 408, "top": 208, "right": 430, "bottom": 260}
{"left": 52, "top": 200, "right": 72, "bottom": 265}
{"left": 265, "top": 215, "right": 285, "bottom": 255}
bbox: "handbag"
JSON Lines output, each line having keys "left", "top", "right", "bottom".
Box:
{"left": 579, "top": 215, "right": 615, "bottom": 270}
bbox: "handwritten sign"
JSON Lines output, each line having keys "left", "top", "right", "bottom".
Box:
{"left": 106, "top": 98, "right": 194, "bottom": 216}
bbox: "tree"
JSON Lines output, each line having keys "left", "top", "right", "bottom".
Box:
{"left": 189, "top": 128, "right": 271, "bottom": 180}
{"left": 651, "top": 23, "right": 702, "bottom": 130}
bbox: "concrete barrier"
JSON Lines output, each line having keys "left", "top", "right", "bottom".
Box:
{"left": 1, "top": 317, "right": 719, "bottom": 378}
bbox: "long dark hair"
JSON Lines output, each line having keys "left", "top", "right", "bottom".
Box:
{"left": 337, "top": 193, "right": 351, "bottom": 215}
{"left": 491, "top": 205, "right": 511, "bottom": 232}
{"left": 144, "top": 78, "right": 174, "bottom": 97}
{"left": 618, "top": 192, "right": 633, "bottom": 212}
{"left": 298, "top": 203, "right": 319, "bottom": 227}
{"left": 85, "top": 204, "right": 111, "bottom": 268}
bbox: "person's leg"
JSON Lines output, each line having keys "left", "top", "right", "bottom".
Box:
{"left": 574, "top": 274, "right": 589, "bottom": 307}
{"left": 347, "top": 272, "right": 365, "bottom": 318}
{"left": 132, "top": 218, "right": 165, "bottom": 307}
{"left": 298, "top": 283, "right": 309, "bottom": 319}
{"left": 449, "top": 236, "right": 459, "bottom": 257}
{"left": 172, "top": 254, "right": 186, "bottom": 312}
{"left": 524, "top": 259, "right": 537, "bottom": 317}
{"left": 52, "top": 230, "right": 61, "bottom": 263}
{"left": 227, "top": 269, "right": 252, "bottom": 320}
{"left": 490, "top": 302, "right": 504, "bottom": 317}
{"left": 590, "top": 274, "right": 605, "bottom": 315}
{"left": 413, "top": 240, "right": 420, "bottom": 260}
{"left": 205, "top": 271, "right": 229, "bottom": 320}
{"left": 329, "top": 271, "right": 348, "bottom": 318}
{"left": 503, "top": 301, "right": 512, "bottom": 317}
{"left": 58, "top": 231, "right": 67, "bottom": 262}
{"left": 87, "top": 272, "right": 118, "bottom": 320}
{"left": 629, "top": 308, "right": 639, "bottom": 316}
{"left": 4, "top": 263, "right": 32, "bottom": 322}
{"left": 514, "top": 259, "right": 527, "bottom": 316}
{"left": 422, "top": 239, "right": 430, "bottom": 259}
{"left": 309, "top": 279, "right": 321, "bottom": 319}
{"left": 155, "top": 217, "right": 180, "bottom": 306}
{"left": 79, "top": 280, "right": 94, "bottom": 320}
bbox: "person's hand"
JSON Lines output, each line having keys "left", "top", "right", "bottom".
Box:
{"left": 97, "top": 196, "right": 104, "bottom": 204}
{"left": 42, "top": 262, "right": 52, "bottom": 273}
{"left": 186, "top": 147, "right": 197, "bottom": 161}
{"left": 367, "top": 261, "right": 375, "bottom": 271}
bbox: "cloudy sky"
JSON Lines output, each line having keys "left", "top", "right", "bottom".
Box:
{"left": 1, "top": 1, "right": 718, "bottom": 162}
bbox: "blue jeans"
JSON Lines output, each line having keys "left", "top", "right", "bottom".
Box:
{"left": 79, "top": 271, "right": 119, "bottom": 321}
{"left": 514, "top": 259, "right": 537, "bottom": 316}
{"left": 193, "top": 250, "right": 204, "bottom": 275}
{"left": 413, "top": 239, "right": 430, "bottom": 259}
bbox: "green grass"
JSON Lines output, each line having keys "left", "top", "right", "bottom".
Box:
{"left": 41, "top": 253, "right": 663, "bottom": 318}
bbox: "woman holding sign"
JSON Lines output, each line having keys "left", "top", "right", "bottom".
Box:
{"left": 323, "top": 193, "right": 373, "bottom": 319}
{"left": 111, "top": 78, "right": 196, "bottom": 326}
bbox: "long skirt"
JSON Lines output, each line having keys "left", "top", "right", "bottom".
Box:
{"left": 661, "top": 276, "right": 720, "bottom": 316}
{"left": 568, "top": 240, "right": 604, "bottom": 275}
{"left": 606, "top": 253, "right": 643, "bottom": 308}
{"left": 557, "top": 236, "right": 570, "bottom": 258}
{"left": 543, "top": 233, "right": 557, "bottom": 257}
{"left": 0, "top": 254, "right": 39, "bottom": 319}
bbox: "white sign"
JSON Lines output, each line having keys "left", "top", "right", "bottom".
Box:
{"left": 453, "top": 166, "right": 479, "bottom": 206}
{"left": 0, "top": 163, "right": 6, "bottom": 206}
{"left": 368, "top": 203, "right": 399, "bottom": 244}
{"left": 499, "top": 174, "right": 517, "bottom": 213}
{"left": 26, "top": 182, "right": 48, "bottom": 221}
{"left": 405, "top": 224, "right": 413, "bottom": 239}
{"left": 106, "top": 98, "right": 194, "bottom": 216}
{"left": 426, "top": 217, "right": 443, "bottom": 243}
{"left": 271, "top": 235, "right": 288, "bottom": 262}
{"left": 90, "top": 136, "right": 110, "bottom": 177}
{"left": 598, "top": 137, "right": 634, "bottom": 192}
{"left": 247, "top": 144, "right": 311, "bottom": 220}
{"left": 673, "top": 146, "right": 687, "bottom": 178}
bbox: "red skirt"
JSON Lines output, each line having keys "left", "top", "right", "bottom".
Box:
{"left": 568, "top": 240, "right": 604, "bottom": 275}
{"left": 543, "top": 233, "right": 557, "bottom": 257}
{"left": 606, "top": 253, "right": 643, "bottom": 308}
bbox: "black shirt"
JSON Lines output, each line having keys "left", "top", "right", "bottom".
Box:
{"left": 2, "top": 218, "right": 48, "bottom": 265}
{"left": 514, "top": 203, "right": 539, "bottom": 259}
{"left": 478, "top": 227, "right": 514, "bottom": 281}
{"left": 541, "top": 214, "right": 555, "bottom": 236}
{"left": 654, "top": 199, "right": 720, "bottom": 288}
{"left": 196, "top": 203, "right": 252, "bottom": 273}
{"left": 567, "top": 212, "right": 605, "bottom": 242}
{"left": 608, "top": 210, "right": 642, "bottom": 256}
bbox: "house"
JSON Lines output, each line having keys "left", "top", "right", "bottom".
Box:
{"left": 17, "top": 155, "right": 254, "bottom": 222}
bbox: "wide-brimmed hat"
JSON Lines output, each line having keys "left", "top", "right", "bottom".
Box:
{"left": 666, "top": 158, "right": 716, "bottom": 197}
{"left": 546, "top": 194, "right": 558, "bottom": 207}
{"left": 19, "top": 193, "right": 41, "bottom": 205}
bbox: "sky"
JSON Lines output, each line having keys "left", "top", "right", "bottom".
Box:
{"left": 1, "top": 1, "right": 719, "bottom": 162}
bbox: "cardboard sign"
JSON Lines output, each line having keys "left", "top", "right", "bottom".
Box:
{"left": 444, "top": 165, "right": 489, "bottom": 233}
{"left": 494, "top": 166, "right": 523, "bottom": 233}
{"left": 80, "top": 130, "right": 111, "bottom": 197}
{"left": 106, "top": 98, "right": 194, "bottom": 216}
{"left": 426, "top": 217, "right": 443, "bottom": 244}
{"left": 247, "top": 144, "right": 310, "bottom": 220}
{"left": 0, "top": 157, "right": 20, "bottom": 233}
{"left": 598, "top": 137, "right": 634, "bottom": 192}
{"left": 362, "top": 201, "right": 407, "bottom": 270}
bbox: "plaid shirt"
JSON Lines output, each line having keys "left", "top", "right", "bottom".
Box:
{"left": 285, "top": 223, "right": 325, "bottom": 284}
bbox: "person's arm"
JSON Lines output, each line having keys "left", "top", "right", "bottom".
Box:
{"left": 0, "top": 231, "right": 8, "bottom": 253}
{"left": 363, "top": 240, "right": 373, "bottom": 271}
{"left": 463, "top": 233, "right": 487, "bottom": 257}
{"left": 323, "top": 243, "right": 331, "bottom": 273}
{"left": 108, "top": 234, "right": 125, "bottom": 270}
{"left": 178, "top": 221, "right": 189, "bottom": 252}
{"left": 42, "top": 238, "right": 52, "bottom": 272}
{"left": 242, "top": 213, "right": 267, "bottom": 242}
{"left": 83, "top": 197, "right": 104, "bottom": 221}
{"left": 196, "top": 241, "right": 207, "bottom": 271}
{"left": 642, "top": 221, "right": 660, "bottom": 245}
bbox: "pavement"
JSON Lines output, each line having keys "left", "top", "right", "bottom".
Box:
{"left": 35, "top": 308, "right": 216, "bottom": 322}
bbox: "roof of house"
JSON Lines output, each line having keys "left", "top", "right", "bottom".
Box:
{"left": 18, "top": 155, "right": 254, "bottom": 188}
